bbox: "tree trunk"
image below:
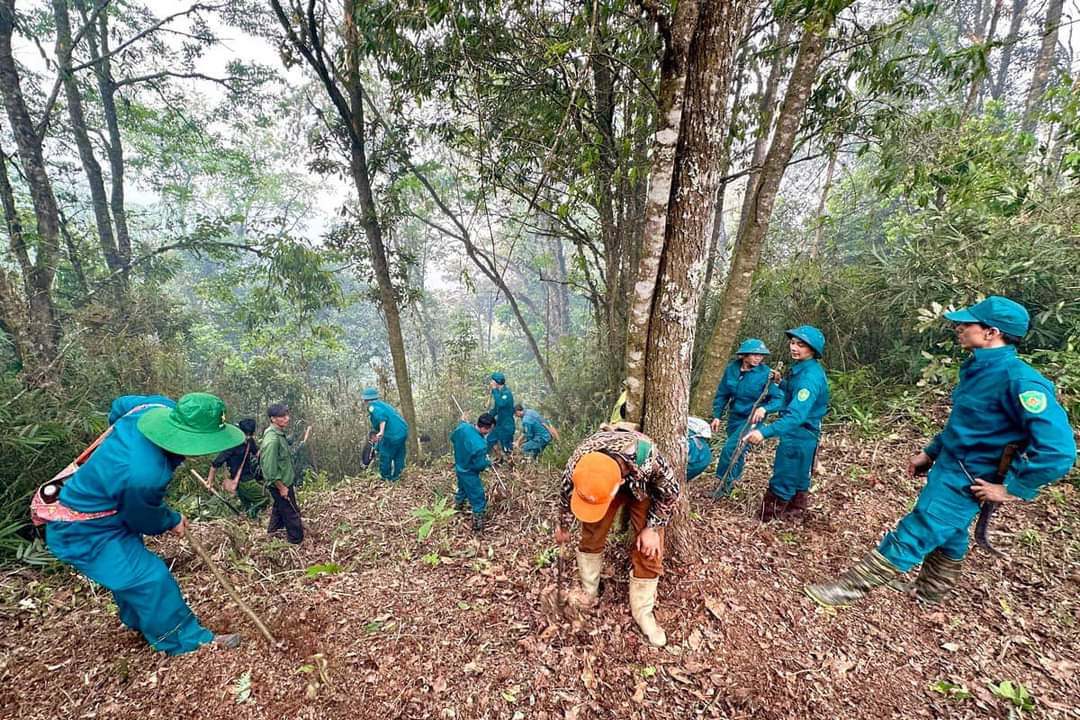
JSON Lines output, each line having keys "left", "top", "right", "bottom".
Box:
{"left": 0, "top": 1, "right": 61, "bottom": 378}
{"left": 991, "top": 0, "right": 1027, "bottom": 101}
{"left": 1021, "top": 0, "right": 1065, "bottom": 135}
{"left": 961, "top": 0, "right": 1003, "bottom": 117}
{"left": 79, "top": 0, "right": 132, "bottom": 272}
{"left": 810, "top": 146, "right": 837, "bottom": 258}
{"left": 52, "top": 0, "right": 124, "bottom": 281}
{"left": 691, "top": 8, "right": 846, "bottom": 416}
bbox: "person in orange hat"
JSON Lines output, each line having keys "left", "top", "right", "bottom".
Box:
{"left": 553, "top": 428, "right": 679, "bottom": 646}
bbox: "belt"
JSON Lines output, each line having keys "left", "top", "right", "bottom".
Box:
{"left": 30, "top": 487, "right": 117, "bottom": 526}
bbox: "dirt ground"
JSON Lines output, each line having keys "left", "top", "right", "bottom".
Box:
{"left": 1, "top": 430, "right": 1078, "bottom": 720}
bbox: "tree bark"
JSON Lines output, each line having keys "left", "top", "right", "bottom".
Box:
{"left": 52, "top": 0, "right": 124, "bottom": 281}
{"left": 961, "top": 0, "right": 1002, "bottom": 118}
{"left": 991, "top": 0, "right": 1027, "bottom": 101}
{"left": 810, "top": 145, "right": 837, "bottom": 258}
{"left": 691, "top": 7, "right": 847, "bottom": 416}
{"left": 0, "top": 1, "right": 61, "bottom": 379}
{"left": 1021, "top": 0, "right": 1065, "bottom": 135}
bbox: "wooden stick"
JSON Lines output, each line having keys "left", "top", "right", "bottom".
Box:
{"left": 190, "top": 469, "right": 244, "bottom": 517}
{"left": 186, "top": 531, "right": 278, "bottom": 645}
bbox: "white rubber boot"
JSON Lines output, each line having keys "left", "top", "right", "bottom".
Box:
{"left": 576, "top": 551, "right": 603, "bottom": 605}
{"left": 628, "top": 576, "right": 667, "bottom": 647}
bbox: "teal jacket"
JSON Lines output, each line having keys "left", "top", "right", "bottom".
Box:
{"left": 451, "top": 421, "right": 491, "bottom": 476}
{"left": 490, "top": 386, "right": 515, "bottom": 424}
{"left": 924, "top": 345, "right": 1076, "bottom": 500}
{"left": 368, "top": 400, "right": 409, "bottom": 443}
{"left": 58, "top": 395, "right": 182, "bottom": 536}
{"left": 712, "top": 361, "right": 784, "bottom": 425}
{"left": 521, "top": 409, "right": 552, "bottom": 444}
{"left": 759, "top": 358, "right": 829, "bottom": 439}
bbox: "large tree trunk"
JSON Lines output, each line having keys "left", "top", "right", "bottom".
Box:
{"left": 52, "top": 0, "right": 124, "bottom": 282}
{"left": 1021, "top": 0, "right": 1065, "bottom": 135}
{"left": 691, "top": 7, "right": 846, "bottom": 416}
{"left": 991, "top": 0, "right": 1027, "bottom": 101}
{"left": 625, "top": 0, "right": 750, "bottom": 557}
{"left": 0, "top": 1, "right": 61, "bottom": 379}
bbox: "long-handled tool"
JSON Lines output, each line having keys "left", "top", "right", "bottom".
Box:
{"left": 713, "top": 361, "right": 783, "bottom": 496}
{"left": 190, "top": 469, "right": 244, "bottom": 517}
{"left": 186, "top": 531, "right": 277, "bottom": 645}
{"left": 453, "top": 394, "right": 507, "bottom": 492}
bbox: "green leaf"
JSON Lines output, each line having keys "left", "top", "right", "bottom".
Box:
{"left": 305, "top": 562, "right": 343, "bottom": 577}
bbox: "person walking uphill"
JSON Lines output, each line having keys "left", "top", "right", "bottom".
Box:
{"left": 710, "top": 338, "right": 784, "bottom": 496}
{"left": 806, "top": 297, "right": 1076, "bottom": 607}
{"left": 487, "top": 372, "right": 515, "bottom": 458}
{"left": 34, "top": 393, "right": 245, "bottom": 654}
{"left": 452, "top": 413, "right": 495, "bottom": 532}
{"left": 207, "top": 418, "right": 266, "bottom": 517}
{"left": 554, "top": 428, "right": 679, "bottom": 647}
{"left": 744, "top": 327, "right": 830, "bottom": 521}
{"left": 362, "top": 388, "right": 409, "bottom": 482}
{"left": 261, "top": 403, "right": 304, "bottom": 544}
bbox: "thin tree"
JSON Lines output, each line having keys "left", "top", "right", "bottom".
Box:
{"left": 1021, "top": 0, "right": 1065, "bottom": 135}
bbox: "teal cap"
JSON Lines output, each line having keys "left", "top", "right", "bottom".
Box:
{"left": 786, "top": 325, "right": 826, "bottom": 356}
{"left": 943, "top": 296, "right": 1029, "bottom": 337}
{"left": 736, "top": 338, "right": 770, "bottom": 356}
{"left": 491, "top": 371, "right": 506, "bottom": 385}
{"left": 361, "top": 387, "right": 379, "bottom": 401}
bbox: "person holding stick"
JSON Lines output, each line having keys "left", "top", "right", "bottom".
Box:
{"left": 34, "top": 393, "right": 245, "bottom": 654}
{"left": 451, "top": 412, "right": 496, "bottom": 532}
{"left": 709, "top": 339, "right": 784, "bottom": 497}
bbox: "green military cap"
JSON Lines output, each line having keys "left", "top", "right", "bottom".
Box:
{"left": 491, "top": 371, "right": 506, "bottom": 385}
{"left": 736, "top": 338, "right": 770, "bottom": 355}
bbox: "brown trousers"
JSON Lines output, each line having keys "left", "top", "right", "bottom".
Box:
{"left": 578, "top": 487, "right": 664, "bottom": 579}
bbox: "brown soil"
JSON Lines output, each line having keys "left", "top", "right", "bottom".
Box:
{"left": 1, "top": 431, "right": 1077, "bottom": 720}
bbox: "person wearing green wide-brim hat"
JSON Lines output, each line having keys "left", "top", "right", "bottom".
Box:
{"left": 43, "top": 393, "right": 245, "bottom": 655}
{"left": 709, "top": 339, "right": 785, "bottom": 497}
{"left": 744, "top": 326, "right": 830, "bottom": 521}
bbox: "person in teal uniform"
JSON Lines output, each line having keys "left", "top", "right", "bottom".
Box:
{"left": 745, "top": 326, "right": 830, "bottom": 521}
{"left": 709, "top": 338, "right": 784, "bottom": 496}
{"left": 515, "top": 403, "right": 559, "bottom": 460}
{"left": 487, "top": 372, "right": 516, "bottom": 457}
{"left": 42, "top": 393, "right": 245, "bottom": 654}
{"left": 686, "top": 417, "right": 714, "bottom": 481}
{"left": 806, "top": 297, "right": 1076, "bottom": 606}
{"left": 452, "top": 412, "right": 495, "bottom": 532}
{"left": 361, "top": 387, "right": 409, "bottom": 482}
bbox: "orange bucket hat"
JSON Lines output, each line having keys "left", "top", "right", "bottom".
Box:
{"left": 570, "top": 452, "right": 623, "bottom": 523}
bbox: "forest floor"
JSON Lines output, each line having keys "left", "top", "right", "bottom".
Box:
{"left": 1, "top": 426, "right": 1078, "bottom": 720}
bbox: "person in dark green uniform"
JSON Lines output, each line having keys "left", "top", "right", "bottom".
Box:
{"left": 487, "top": 372, "right": 516, "bottom": 458}
{"left": 452, "top": 413, "right": 495, "bottom": 532}
{"left": 207, "top": 418, "right": 266, "bottom": 517}
{"left": 261, "top": 403, "right": 303, "bottom": 544}
{"left": 361, "top": 387, "right": 409, "bottom": 481}
{"left": 745, "top": 326, "right": 830, "bottom": 521}
{"left": 38, "top": 393, "right": 245, "bottom": 654}
{"left": 709, "top": 339, "right": 785, "bottom": 496}
{"left": 806, "top": 297, "right": 1076, "bottom": 606}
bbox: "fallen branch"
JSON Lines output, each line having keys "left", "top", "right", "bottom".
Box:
{"left": 186, "top": 531, "right": 278, "bottom": 646}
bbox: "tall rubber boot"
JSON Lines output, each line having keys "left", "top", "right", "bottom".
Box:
{"left": 759, "top": 489, "right": 787, "bottom": 522}
{"left": 804, "top": 549, "right": 899, "bottom": 607}
{"left": 576, "top": 551, "right": 603, "bottom": 606}
{"left": 628, "top": 576, "right": 667, "bottom": 647}
{"left": 913, "top": 550, "right": 963, "bottom": 604}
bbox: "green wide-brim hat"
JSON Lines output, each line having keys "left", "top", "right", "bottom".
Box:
{"left": 137, "top": 392, "right": 245, "bottom": 456}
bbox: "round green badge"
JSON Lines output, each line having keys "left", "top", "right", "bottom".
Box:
{"left": 1019, "top": 390, "right": 1047, "bottom": 414}
{"left": 797, "top": 388, "right": 811, "bottom": 402}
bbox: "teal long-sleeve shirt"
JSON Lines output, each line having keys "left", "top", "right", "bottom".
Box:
{"left": 368, "top": 400, "right": 409, "bottom": 442}
{"left": 521, "top": 409, "right": 552, "bottom": 444}
{"left": 57, "top": 395, "right": 183, "bottom": 536}
{"left": 451, "top": 421, "right": 491, "bottom": 475}
{"left": 491, "top": 386, "right": 515, "bottom": 423}
{"left": 712, "top": 361, "right": 785, "bottom": 424}
{"left": 759, "top": 358, "right": 830, "bottom": 439}
{"left": 923, "top": 345, "right": 1076, "bottom": 500}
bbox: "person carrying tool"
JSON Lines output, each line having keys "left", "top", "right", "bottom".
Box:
{"left": 486, "top": 372, "right": 516, "bottom": 459}
{"left": 206, "top": 418, "right": 266, "bottom": 518}
{"left": 261, "top": 403, "right": 304, "bottom": 544}
{"left": 686, "top": 417, "right": 714, "bottom": 481}
{"left": 515, "top": 403, "right": 559, "bottom": 460}
{"left": 744, "top": 327, "right": 830, "bottom": 521}
{"left": 553, "top": 427, "right": 679, "bottom": 647}
{"left": 361, "top": 387, "right": 409, "bottom": 482}
{"left": 806, "top": 297, "right": 1075, "bottom": 607}
{"left": 709, "top": 338, "right": 784, "bottom": 496}
{"left": 451, "top": 412, "right": 496, "bottom": 532}
{"left": 34, "top": 393, "right": 245, "bottom": 654}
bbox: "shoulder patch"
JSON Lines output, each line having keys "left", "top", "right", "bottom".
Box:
{"left": 796, "top": 388, "right": 811, "bottom": 402}
{"left": 1019, "top": 390, "right": 1047, "bottom": 414}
